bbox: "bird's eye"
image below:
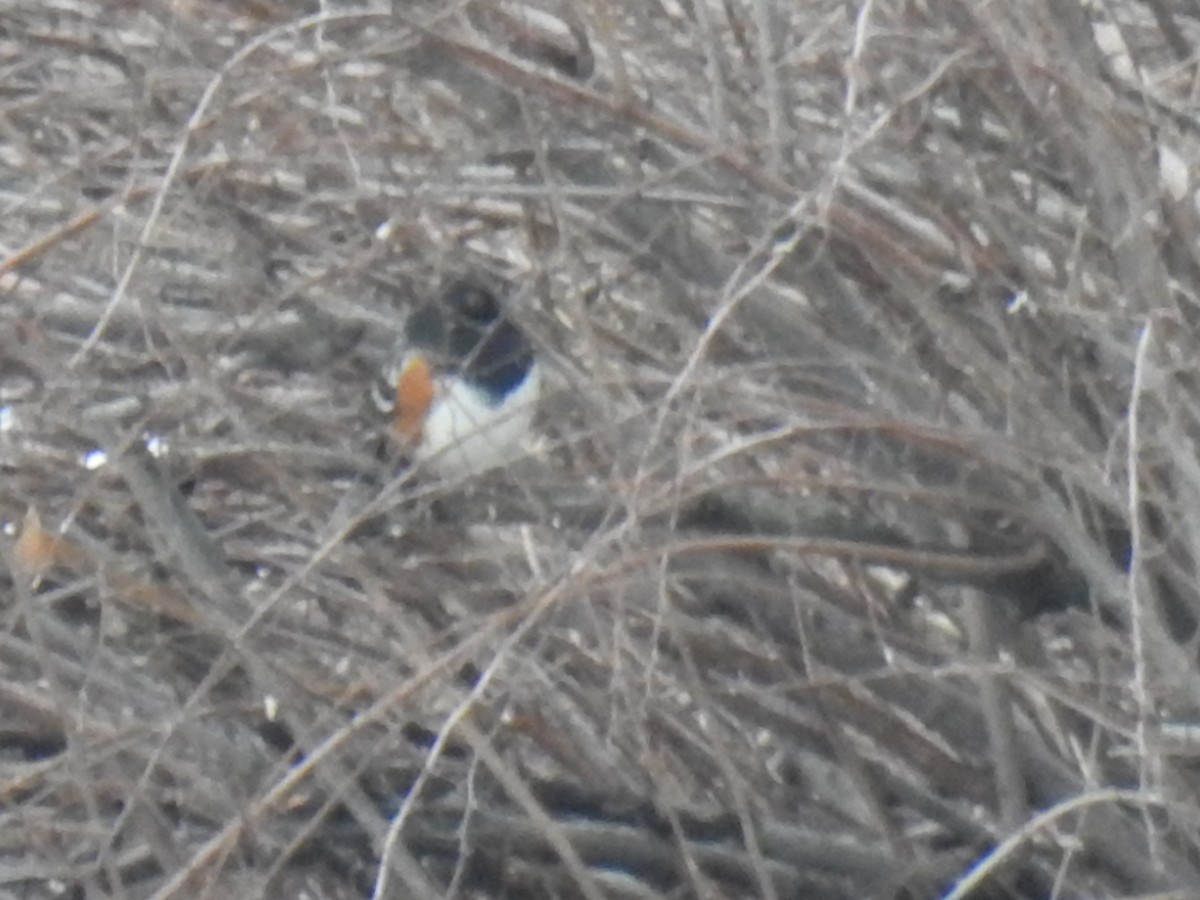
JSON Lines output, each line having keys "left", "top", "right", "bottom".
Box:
{"left": 461, "top": 286, "right": 490, "bottom": 315}
{"left": 442, "top": 279, "right": 502, "bottom": 327}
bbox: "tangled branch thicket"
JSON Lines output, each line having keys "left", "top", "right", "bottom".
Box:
{"left": 5, "top": 2, "right": 1200, "bottom": 898}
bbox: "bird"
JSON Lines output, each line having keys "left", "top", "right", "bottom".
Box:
{"left": 373, "top": 278, "right": 541, "bottom": 477}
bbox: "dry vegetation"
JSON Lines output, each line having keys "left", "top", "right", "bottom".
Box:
{"left": 5, "top": 1, "right": 1200, "bottom": 898}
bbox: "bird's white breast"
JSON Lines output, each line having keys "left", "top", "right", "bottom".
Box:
{"left": 416, "top": 362, "right": 541, "bottom": 477}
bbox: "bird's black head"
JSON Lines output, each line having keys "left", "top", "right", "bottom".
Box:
{"left": 444, "top": 280, "right": 501, "bottom": 327}
{"left": 404, "top": 278, "right": 533, "bottom": 402}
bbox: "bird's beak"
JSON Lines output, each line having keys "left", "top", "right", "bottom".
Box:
{"left": 391, "top": 354, "right": 435, "bottom": 444}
